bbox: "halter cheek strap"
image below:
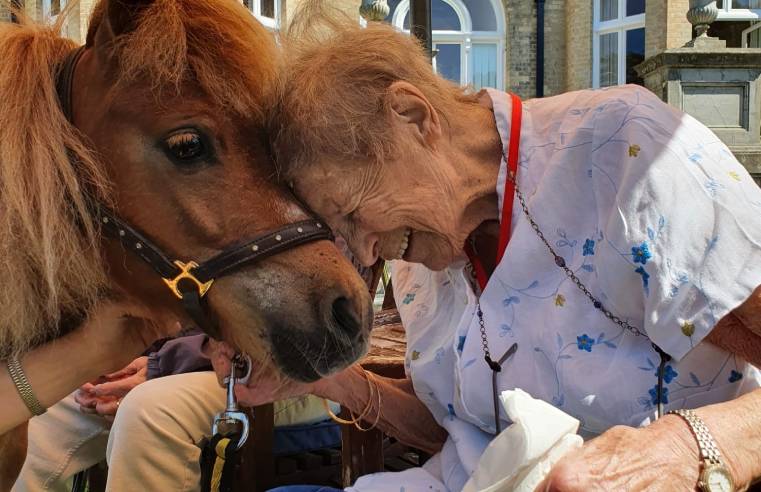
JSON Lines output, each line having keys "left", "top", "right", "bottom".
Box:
{"left": 56, "top": 46, "right": 334, "bottom": 339}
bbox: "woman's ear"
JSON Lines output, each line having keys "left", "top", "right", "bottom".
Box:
{"left": 386, "top": 81, "right": 442, "bottom": 148}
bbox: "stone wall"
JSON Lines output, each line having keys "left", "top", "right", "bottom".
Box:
{"left": 564, "top": 0, "right": 592, "bottom": 91}
{"left": 645, "top": 0, "right": 691, "bottom": 58}
{"left": 283, "top": 0, "right": 358, "bottom": 28}
{"left": 1, "top": 3, "right": 11, "bottom": 22}
{"left": 77, "top": 0, "right": 96, "bottom": 42}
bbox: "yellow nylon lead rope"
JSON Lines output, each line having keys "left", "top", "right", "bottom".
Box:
{"left": 210, "top": 437, "right": 232, "bottom": 492}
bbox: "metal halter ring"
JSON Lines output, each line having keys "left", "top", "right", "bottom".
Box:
{"left": 162, "top": 260, "right": 214, "bottom": 299}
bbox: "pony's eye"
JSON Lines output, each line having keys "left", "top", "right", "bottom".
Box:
{"left": 164, "top": 130, "right": 207, "bottom": 163}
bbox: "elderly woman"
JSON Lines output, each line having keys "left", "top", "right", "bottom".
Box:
{"left": 215, "top": 18, "right": 761, "bottom": 492}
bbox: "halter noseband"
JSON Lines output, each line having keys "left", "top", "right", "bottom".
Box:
{"left": 55, "top": 46, "right": 333, "bottom": 339}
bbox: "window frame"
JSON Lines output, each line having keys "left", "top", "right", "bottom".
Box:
{"left": 42, "top": 0, "right": 66, "bottom": 21}
{"left": 592, "top": 0, "right": 646, "bottom": 88}
{"left": 246, "top": 0, "right": 280, "bottom": 30}
{"left": 391, "top": 0, "right": 505, "bottom": 90}
{"left": 717, "top": 0, "right": 761, "bottom": 21}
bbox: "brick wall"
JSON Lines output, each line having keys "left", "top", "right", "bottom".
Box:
{"left": 543, "top": 0, "right": 566, "bottom": 96}
{"left": 503, "top": 0, "right": 535, "bottom": 99}
{"left": 564, "top": 0, "right": 593, "bottom": 91}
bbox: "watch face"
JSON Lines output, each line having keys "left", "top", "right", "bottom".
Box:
{"left": 702, "top": 465, "right": 734, "bottom": 492}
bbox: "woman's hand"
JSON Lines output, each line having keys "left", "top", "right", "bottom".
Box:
{"left": 74, "top": 356, "right": 149, "bottom": 421}
{"left": 538, "top": 416, "right": 701, "bottom": 492}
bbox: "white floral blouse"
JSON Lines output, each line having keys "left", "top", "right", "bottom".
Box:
{"left": 347, "top": 86, "right": 761, "bottom": 492}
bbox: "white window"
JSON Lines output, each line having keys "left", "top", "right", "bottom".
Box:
{"left": 244, "top": 0, "right": 279, "bottom": 30}
{"left": 593, "top": 0, "right": 645, "bottom": 88}
{"left": 43, "top": 0, "right": 65, "bottom": 21}
{"left": 717, "top": 0, "right": 761, "bottom": 20}
{"left": 388, "top": 0, "right": 505, "bottom": 90}
{"left": 715, "top": 1, "right": 761, "bottom": 48}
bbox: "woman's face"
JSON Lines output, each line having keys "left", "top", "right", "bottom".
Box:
{"left": 292, "top": 149, "right": 468, "bottom": 271}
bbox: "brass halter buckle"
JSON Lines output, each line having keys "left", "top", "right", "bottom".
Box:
{"left": 163, "top": 260, "right": 214, "bottom": 299}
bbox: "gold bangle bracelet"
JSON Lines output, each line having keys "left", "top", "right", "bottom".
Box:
{"left": 6, "top": 355, "right": 46, "bottom": 416}
{"left": 322, "top": 368, "right": 375, "bottom": 426}
{"left": 353, "top": 371, "right": 382, "bottom": 432}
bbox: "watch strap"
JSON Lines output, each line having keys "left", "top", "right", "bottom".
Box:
{"left": 668, "top": 409, "right": 724, "bottom": 466}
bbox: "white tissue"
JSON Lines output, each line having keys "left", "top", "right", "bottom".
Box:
{"left": 461, "top": 389, "right": 584, "bottom": 492}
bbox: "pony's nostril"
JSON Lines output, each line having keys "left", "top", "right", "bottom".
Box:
{"left": 331, "top": 296, "right": 362, "bottom": 339}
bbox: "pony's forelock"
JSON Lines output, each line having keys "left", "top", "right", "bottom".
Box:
{"left": 95, "top": 0, "right": 279, "bottom": 119}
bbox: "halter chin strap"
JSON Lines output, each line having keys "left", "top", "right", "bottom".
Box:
{"left": 56, "top": 46, "right": 334, "bottom": 339}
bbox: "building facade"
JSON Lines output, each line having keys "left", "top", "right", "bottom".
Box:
{"left": 9, "top": 0, "right": 761, "bottom": 98}
{"left": 4, "top": 0, "right": 760, "bottom": 180}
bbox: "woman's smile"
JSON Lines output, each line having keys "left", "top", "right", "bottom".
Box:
{"left": 379, "top": 227, "right": 413, "bottom": 261}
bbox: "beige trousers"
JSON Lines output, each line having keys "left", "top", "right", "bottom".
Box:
{"left": 14, "top": 372, "right": 335, "bottom": 492}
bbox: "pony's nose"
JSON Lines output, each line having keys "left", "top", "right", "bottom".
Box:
{"left": 330, "top": 296, "right": 363, "bottom": 339}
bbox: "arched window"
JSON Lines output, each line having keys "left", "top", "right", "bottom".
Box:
{"left": 385, "top": 0, "right": 505, "bottom": 90}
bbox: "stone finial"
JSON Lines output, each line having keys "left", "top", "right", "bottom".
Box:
{"left": 687, "top": 0, "right": 718, "bottom": 38}
{"left": 359, "top": 0, "right": 390, "bottom": 22}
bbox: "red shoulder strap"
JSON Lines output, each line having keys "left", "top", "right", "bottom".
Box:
{"left": 496, "top": 93, "right": 522, "bottom": 265}
{"left": 466, "top": 93, "right": 522, "bottom": 291}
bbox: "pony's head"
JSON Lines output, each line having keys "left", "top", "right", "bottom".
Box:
{"left": 0, "top": 0, "right": 373, "bottom": 382}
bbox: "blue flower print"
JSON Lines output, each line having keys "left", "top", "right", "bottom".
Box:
{"left": 499, "top": 324, "right": 514, "bottom": 338}
{"left": 656, "top": 365, "right": 678, "bottom": 384}
{"left": 649, "top": 384, "right": 669, "bottom": 405}
{"left": 632, "top": 242, "right": 652, "bottom": 265}
{"left": 402, "top": 293, "right": 416, "bottom": 305}
{"left": 503, "top": 296, "right": 520, "bottom": 307}
{"left": 635, "top": 266, "right": 650, "bottom": 294}
{"left": 576, "top": 334, "right": 594, "bottom": 352}
{"left": 729, "top": 370, "right": 743, "bottom": 383}
{"left": 583, "top": 239, "right": 596, "bottom": 256}
{"left": 457, "top": 336, "right": 466, "bottom": 352}
{"left": 447, "top": 403, "right": 456, "bottom": 419}
{"left": 434, "top": 347, "right": 445, "bottom": 364}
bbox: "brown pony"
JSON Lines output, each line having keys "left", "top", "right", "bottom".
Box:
{"left": 0, "top": 0, "right": 372, "bottom": 485}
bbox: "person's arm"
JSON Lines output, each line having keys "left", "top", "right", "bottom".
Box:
{"left": 209, "top": 340, "right": 448, "bottom": 455}
{"left": 0, "top": 303, "right": 160, "bottom": 434}
{"left": 540, "top": 288, "right": 761, "bottom": 491}
{"left": 314, "top": 365, "right": 448, "bottom": 455}
{"left": 540, "top": 387, "right": 761, "bottom": 491}
{"left": 146, "top": 332, "right": 211, "bottom": 380}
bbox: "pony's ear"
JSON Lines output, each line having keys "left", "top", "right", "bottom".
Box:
{"left": 88, "top": 0, "right": 153, "bottom": 48}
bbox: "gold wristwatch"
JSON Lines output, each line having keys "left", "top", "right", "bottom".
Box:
{"left": 668, "top": 409, "right": 737, "bottom": 492}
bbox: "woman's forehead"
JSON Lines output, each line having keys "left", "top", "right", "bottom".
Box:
{"left": 294, "top": 163, "right": 371, "bottom": 211}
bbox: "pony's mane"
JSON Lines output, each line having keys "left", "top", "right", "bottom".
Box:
{"left": 0, "top": 15, "right": 108, "bottom": 357}
{"left": 87, "top": 0, "right": 279, "bottom": 118}
{"left": 0, "top": 0, "right": 278, "bottom": 357}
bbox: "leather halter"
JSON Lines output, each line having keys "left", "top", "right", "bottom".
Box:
{"left": 55, "top": 46, "right": 333, "bottom": 339}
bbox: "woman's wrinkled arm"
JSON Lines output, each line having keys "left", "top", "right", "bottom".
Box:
{"left": 541, "top": 289, "right": 761, "bottom": 491}
{"left": 540, "top": 388, "right": 761, "bottom": 491}
{"left": 314, "top": 364, "right": 448, "bottom": 455}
